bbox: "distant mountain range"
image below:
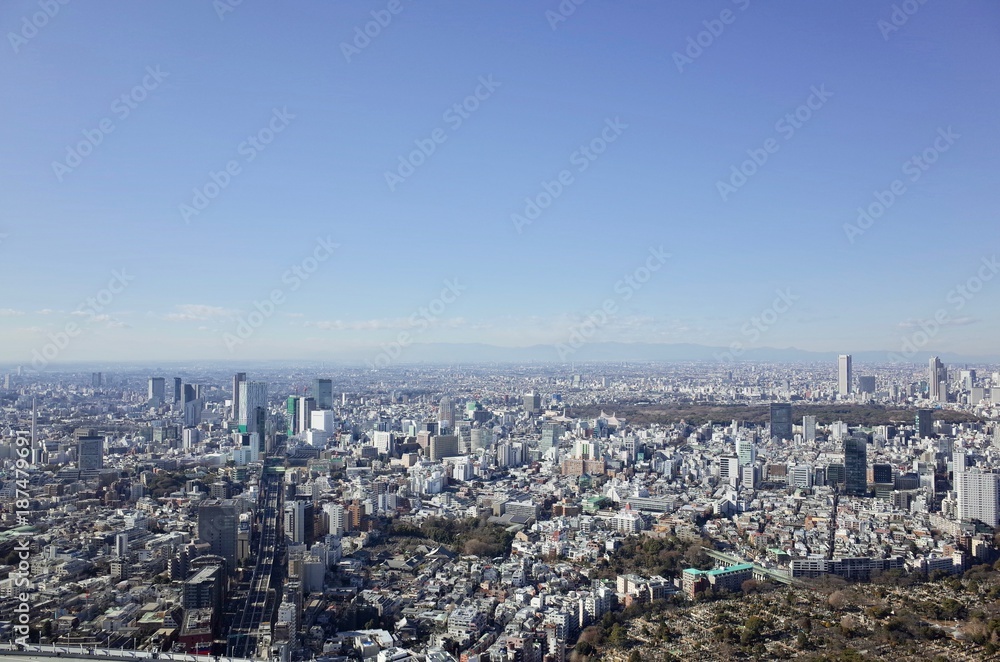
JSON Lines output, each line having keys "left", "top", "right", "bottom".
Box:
{"left": 348, "top": 342, "right": 1000, "bottom": 365}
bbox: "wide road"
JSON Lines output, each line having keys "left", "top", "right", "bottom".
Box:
{"left": 227, "top": 446, "right": 285, "bottom": 659}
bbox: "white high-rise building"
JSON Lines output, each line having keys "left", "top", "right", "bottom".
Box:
{"left": 736, "top": 438, "right": 756, "bottom": 466}
{"left": 838, "top": 355, "right": 852, "bottom": 396}
{"left": 803, "top": 415, "right": 817, "bottom": 443}
{"left": 719, "top": 455, "right": 740, "bottom": 488}
{"left": 310, "top": 410, "right": 335, "bottom": 433}
{"left": 238, "top": 381, "right": 267, "bottom": 434}
{"left": 957, "top": 467, "right": 1000, "bottom": 527}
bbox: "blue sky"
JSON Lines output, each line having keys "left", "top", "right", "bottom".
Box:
{"left": 1, "top": 0, "right": 999, "bottom": 363}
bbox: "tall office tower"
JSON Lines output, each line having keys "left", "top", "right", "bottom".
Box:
{"left": 76, "top": 431, "right": 104, "bottom": 470}
{"left": 181, "top": 383, "right": 196, "bottom": 405}
{"left": 736, "top": 438, "right": 756, "bottom": 466}
{"left": 148, "top": 377, "right": 166, "bottom": 405}
{"left": 184, "top": 398, "right": 202, "bottom": 427}
{"left": 198, "top": 499, "right": 239, "bottom": 571}
{"left": 438, "top": 396, "right": 456, "bottom": 430}
{"left": 238, "top": 380, "right": 267, "bottom": 434}
{"left": 297, "top": 396, "right": 316, "bottom": 433}
{"left": 524, "top": 391, "right": 541, "bottom": 414}
{"left": 284, "top": 500, "right": 313, "bottom": 544}
{"left": 313, "top": 378, "right": 333, "bottom": 410}
{"left": 287, "top": 396, "right": 299, "bottom": 435}
{"left": 838, "top": 355, "right": 853, "bottom": 395}
{"left": 769, "top": 403, "right": 793, "bottom": 440}
{"left": 858, "top": 376, "right": 876, "bottom": 394}
{"left": 470, "top": 427, "right": 492, "bottom": 451}
{"left": 720, "top": 455, "right": 740, "bottom": 487}
{"left": 929, "top": 357, "right": 945, "bottom": 401}
{"left": 843, "top": 435, "right": 868, "bottom": 496}
{"left": 915, "top": 409, "right": 935, "bottom": 438}
{"left": 960, "top": 369, "right": 976, "bottom": 390}
{"left": 540, "top": 421, "right": 563, "bottom": 453}
{"left": 232, "top": 372, "right": 247, "bottom": 421}
{"left": 429, "top": 434, "right": 459, "bottom": 461}
{"left": 172, "top": 377, "right": 182, "bottom": 403}
{"left": 802, "top": 416, "right": 817, "bottom": 443}
{"left": 91, "top": 372, "right": 102, "bottom": 387}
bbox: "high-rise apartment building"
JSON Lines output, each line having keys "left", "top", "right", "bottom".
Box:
{"left": 838, "top": 355, "right": 852, "bottom": 396}
{"left": 238, "top": 381, "right": 267, "bottom": 435}
{"left": 438, "top": 396, "right": 456, "bottom": 430}
{"left": 232, "top": 372, "right": 246, "bottom": 421}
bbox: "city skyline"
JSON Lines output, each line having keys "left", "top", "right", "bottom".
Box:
{"left": 2, "top": 1, "right": 1000, "bottom": 363}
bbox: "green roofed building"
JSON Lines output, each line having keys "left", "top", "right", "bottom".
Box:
{"left": 682, "top": 563, "right": 754, "bottom": 598}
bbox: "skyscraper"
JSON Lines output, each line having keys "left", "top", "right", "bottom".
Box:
{"left": 77, "top": 431, "right": 104, "bottom": 470}
{"left": 858, "top": 375, "right": 876, "bottom": 394}
{"left": 838, "top": 355, "right": 852, "bottom": 396}
{"left": 802, "top": 415, "right": 817, "bottom": 443}
{"left": 198, "top": 499, "right": 239, "bottom": 571}
{"left": 770, "top": 403, "right": 793, "bottom": 440}
{"left": 438, "top": 396, "right": 456, "bottom": 430}
{"left": 172, "top": 377, "right": 182, "bottom": 403}
{"left": 313, "top": 378, "right": 333, "bottom": 410}
{"left": 287, "top": 396, "right": 299, "bottom": 436}
{"left": 238, "top": 380, "right": 267, "bottom": 434}
{"left": 148, "top": 377, "right": 165, "bottom": 405}
{"left": 736, "top": 438, "right": 756, "bottom": 466}
{"left": 843, "top": 435, "right": 868, "bottom": 496}
{"left": 232, "top": 372, "right": 246, "bottom": 421}
{"left": 929, "top": 357, "right": 946, "bottom": 402}
{"left": 915, "top": 409, "right": 934, "bottom": 438}
{"left": 524, "top": 392, "right": 541, "bottom": 414}
{"left": 284, "top": 500, "right": 313, "bottom": 545}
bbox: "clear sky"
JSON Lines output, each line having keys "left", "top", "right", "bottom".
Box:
{"left": 1, "top": 0, "right": 999, "bottom": 364}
